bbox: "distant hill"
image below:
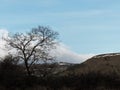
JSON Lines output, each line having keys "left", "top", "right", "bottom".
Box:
{"left": 63, "top": 53, "right": 120, "bottom": 76}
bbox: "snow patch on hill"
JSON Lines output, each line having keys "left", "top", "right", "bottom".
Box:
{"left": 93, "top": 53, "right": 120, "bottom": 59}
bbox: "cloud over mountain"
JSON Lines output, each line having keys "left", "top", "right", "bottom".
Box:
{"left": 53, "top": 44, "right": 94, "bottom": 63}
{"left": 0, "top": 29, "right": 9, "bottom": 57}
{"left": 0, "top": 29, "right": 94, "bottom": 63}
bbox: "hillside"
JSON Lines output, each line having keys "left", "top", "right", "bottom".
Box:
{"left": 1, "top": 53, "right": 120, "bottom": 90}
{"left": 64, "top": 53, "right": 120, "bottom": 76}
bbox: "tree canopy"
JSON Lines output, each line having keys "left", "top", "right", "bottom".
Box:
{"left": 4, "top": 26, "right": 59, "bottom": 76}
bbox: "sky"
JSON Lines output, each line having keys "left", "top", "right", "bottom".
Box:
{"left": 0, "top": 0, "right": 120, "bottom": 63}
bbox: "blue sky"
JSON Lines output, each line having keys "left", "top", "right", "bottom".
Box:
{"left": 0, "top": 0, "right": 120, "bottom": 54}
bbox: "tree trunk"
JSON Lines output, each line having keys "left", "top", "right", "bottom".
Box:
{"left": 25, "top": 61, "right": 31, "bottom": 77}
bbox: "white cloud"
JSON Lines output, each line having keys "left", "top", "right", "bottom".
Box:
{"left": 0, "top": 29, "right": 9, "bottom": 58}
{"left": 0, "top": 29, "right": 95, "bottom": 63}
{"left": 52, "top": 44, "right": 95, "bottom": 63}
{"left": 0, "top": 29, "right": 8, "bottom": 38}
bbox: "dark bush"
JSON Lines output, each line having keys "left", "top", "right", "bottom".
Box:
{"left": 0, "top": 55, "right": 25, "bottom": 88}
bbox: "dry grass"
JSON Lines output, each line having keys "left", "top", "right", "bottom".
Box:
{"left": 64, "top": 53, "right": 120, "bottom": 76}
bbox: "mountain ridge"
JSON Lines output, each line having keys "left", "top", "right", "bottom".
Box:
{"left": 62, "top": 52, "right": 120, "bottom": 76}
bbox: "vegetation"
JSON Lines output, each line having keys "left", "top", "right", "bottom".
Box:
{"left": 0, "top": 54, "right": 120, "bottom": 90}
{"left": 4, "top": 26, "right": 59, "bottom": 76}
{"left": 1, "top": 26, "right": 120, "bottom": 90}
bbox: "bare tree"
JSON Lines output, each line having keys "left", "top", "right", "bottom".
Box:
{"left": 4, "top": 26, "right": 59, "bottom": 76}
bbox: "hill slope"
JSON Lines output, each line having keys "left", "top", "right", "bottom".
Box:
{"left": 65, "top": 53, "right": 120, "bottom": 75}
